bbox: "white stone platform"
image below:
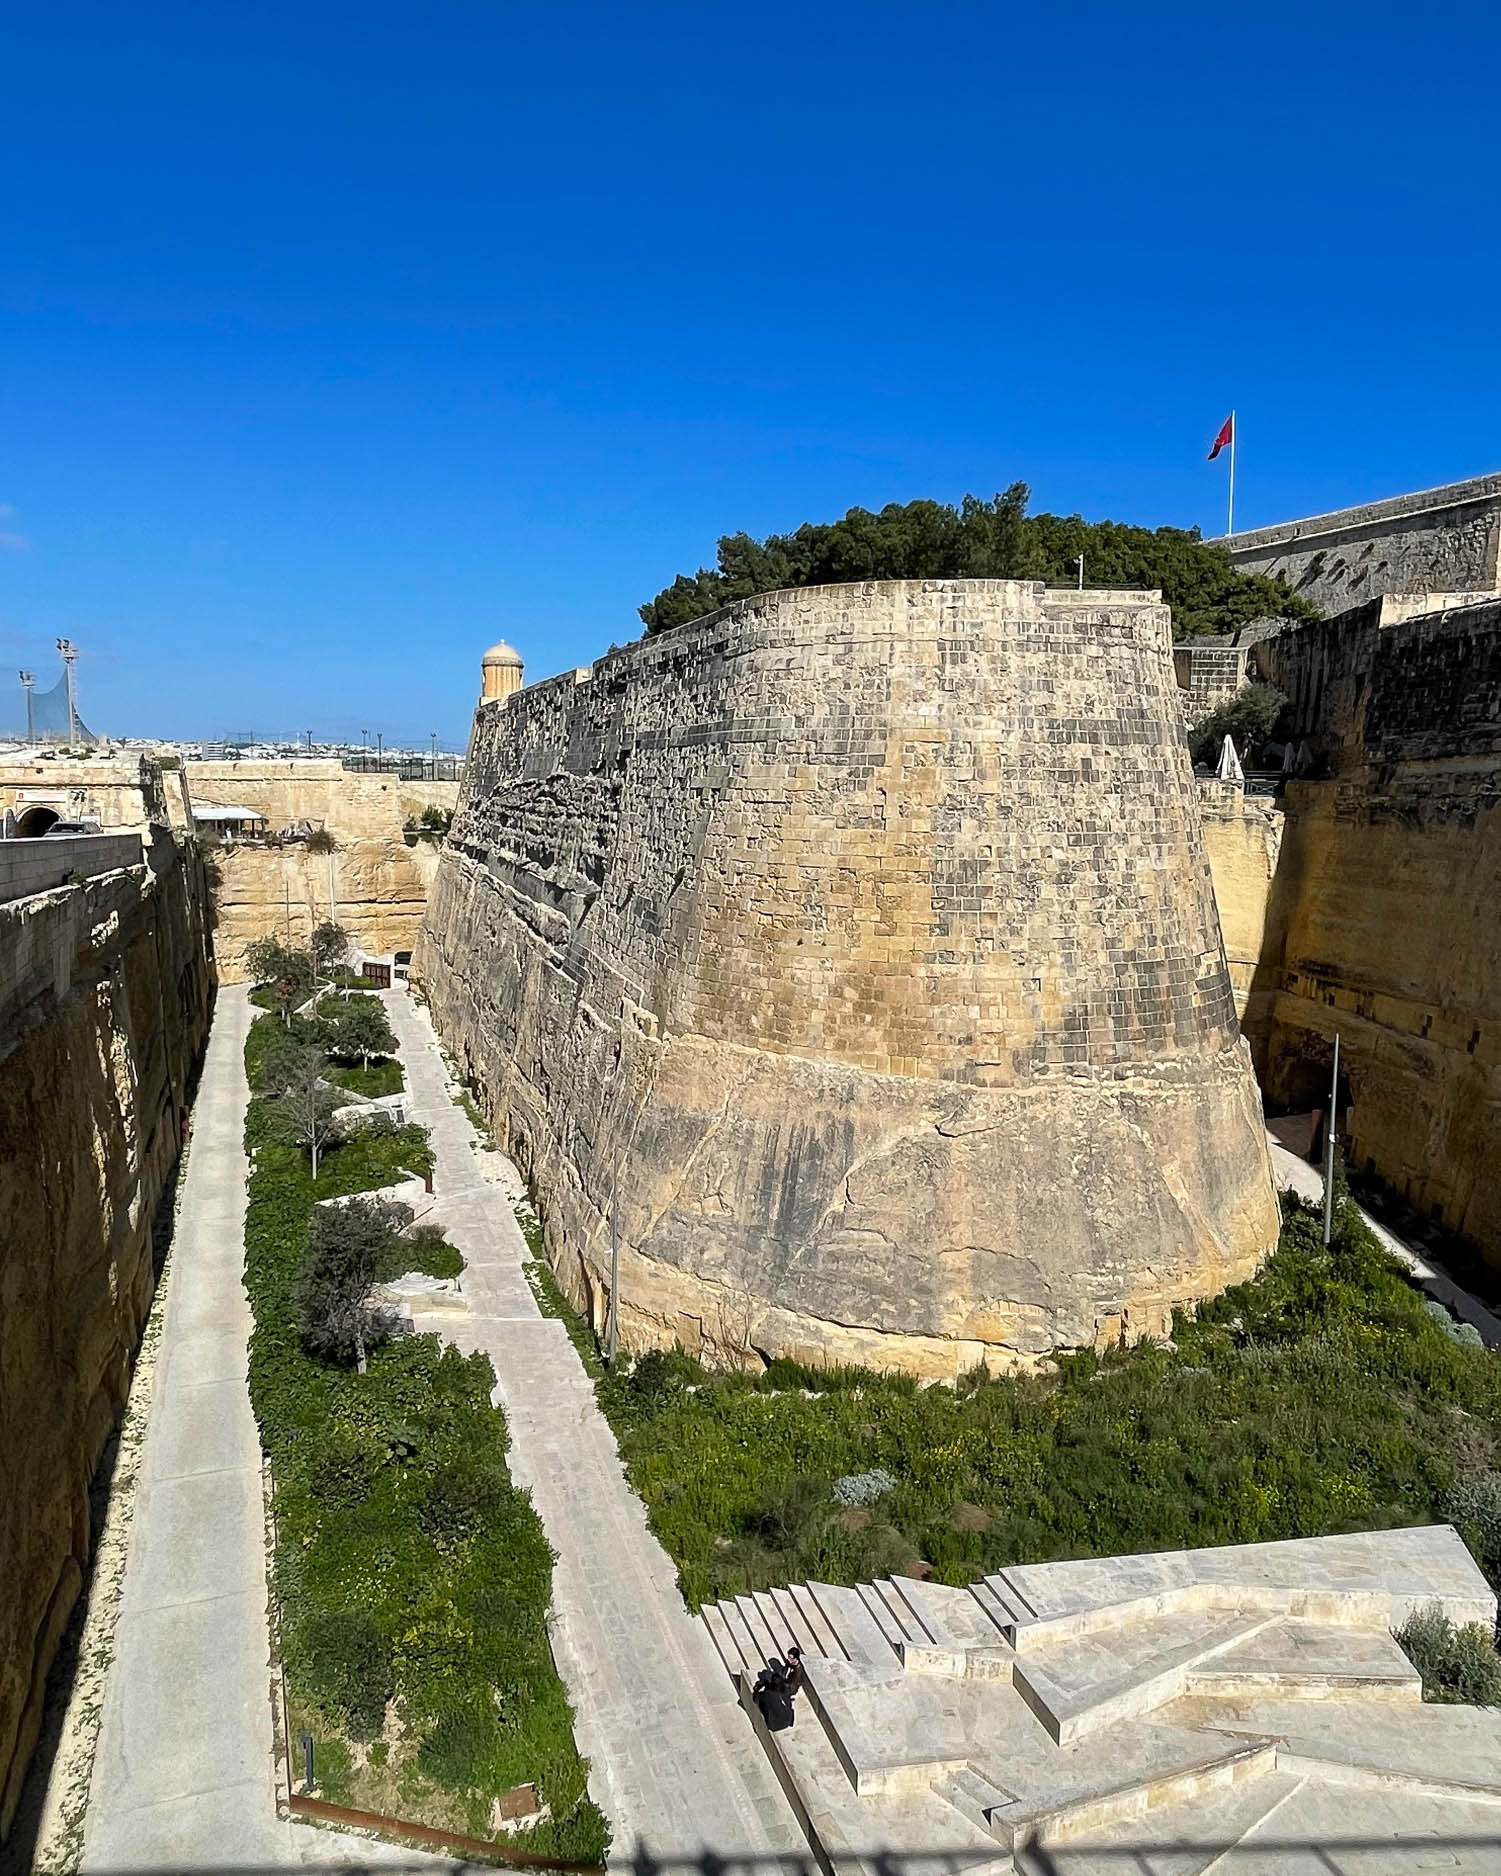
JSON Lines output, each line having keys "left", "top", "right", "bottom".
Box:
{"left": 700, "top": 1528, "right": 1501, "bottom": 1874}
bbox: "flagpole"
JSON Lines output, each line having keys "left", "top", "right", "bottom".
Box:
{"left": 1227, "top": 410, "right": 1236, "bottom": 536}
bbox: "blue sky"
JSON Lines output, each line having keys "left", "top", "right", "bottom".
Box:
{"left": 2, "top": 1, "right": 1498, "bottom": 746}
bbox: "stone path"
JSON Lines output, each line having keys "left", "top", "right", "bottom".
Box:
{"left": 81, "top": 985, "right": 290, "bottom": 1871}
{"left": 381, "top": 989, "right": 802, "bottom": 1869}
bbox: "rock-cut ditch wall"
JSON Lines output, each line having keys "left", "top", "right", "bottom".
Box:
{"left": 416, "top": 580, "right": 1279, "bottom": 1377}
{"left": 0, "top": 830, "right": 215, "bottom": 1837}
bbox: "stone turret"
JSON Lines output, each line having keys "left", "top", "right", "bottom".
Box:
{"left": 480, "top": 639, "right": 524, "bottom": 705}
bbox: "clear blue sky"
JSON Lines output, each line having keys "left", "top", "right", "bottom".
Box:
{"left": 2, "top": 1, "right": 1497, "bottom": 746}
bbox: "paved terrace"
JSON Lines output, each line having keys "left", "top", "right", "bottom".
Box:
{"left": 381, "top": 988, "right": 802, "bottom": 1866}
{"left": 701, "top": 1528, "right": 1501, "bottom": 1876}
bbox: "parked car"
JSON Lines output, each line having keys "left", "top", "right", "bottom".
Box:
{"left": 43, "top": 820, "right": 103, "bottom": 837}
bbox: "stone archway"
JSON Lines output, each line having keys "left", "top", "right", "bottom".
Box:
{"left": 15, "top": 805, "right": 59, "bottom": 837}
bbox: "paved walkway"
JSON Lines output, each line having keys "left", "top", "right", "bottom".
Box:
{"left": 382, "top": 990, "right": 801, "bottom": 1868}
{"left": 82, "top": 985, "right": 291, "bottom": 1870}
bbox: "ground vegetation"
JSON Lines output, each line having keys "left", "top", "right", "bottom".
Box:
{"left": 1397, "top": 1607, "right": 1501, "bottom": 1704}
{"left": 241, "top": 1011, "right": 606, "bottom": 1856}
{"left": 545, "top": 1196, "right": 1501, "bottom": 1614}
{"left": 638, "top": 486, "right": 1323, "bottom": 641}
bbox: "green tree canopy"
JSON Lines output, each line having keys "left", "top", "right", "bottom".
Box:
{"left": 312, "top": 920, "right": 350, "bottom": 975}
{"left": 1189, "top": 681, "right": 1288, "bottom": 766}
{"left": 638, "top": 484, "right": 1321, "bottom": 641}
{"left": 298, "top": 1194, "right": 412, "bottom": 1370}
{"left": 267, "top": 1054, "right": 342, "bottom": 1177}
{"left": 320, "top": 993, "right": 398, "bottom": 1068}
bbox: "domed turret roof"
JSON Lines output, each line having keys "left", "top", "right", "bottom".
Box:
{"left": 482, "top": 639, "right": 524, "bottom": 668}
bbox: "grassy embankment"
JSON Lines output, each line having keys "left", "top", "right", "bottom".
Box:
{"left": 242, "top": 1009, "right": 607, "bottom": 1858}
{"left": 530, "top": 1190, "right": 1501, "bottom": 1614}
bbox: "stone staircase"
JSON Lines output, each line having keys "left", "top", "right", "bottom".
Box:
{"left": 694, "top": 1531, "right": 1501, "bottom": 1876}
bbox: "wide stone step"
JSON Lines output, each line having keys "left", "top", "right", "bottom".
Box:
{"left": 935, "top": 1764, "right": 1019, "bottom": 1840}
{"left": 807, "top": 1580, "right": 903, "bottom": 1669}
{"left": 730, "top": 1593, "right": 783, "bottom": 1673}
{"left": 700, "top": 1601, "right": 753, "bottom": 1680}
{"left": 858, "top": 1580, "right": 914, "bottom": 1648}
{"left": 890, "top": 1575, "right": 1015, "bottom": 1657}
{"left": 979, "top": 1570, "right": 1037, "bottom": 1631}
{"left": 1007, "top": 1737, "right": 1279, "bottom": 1852}
{"left": 1011, "top": 1765, "right": 1304, "bottom": 1876}
{"left": 767, "top": 1582, "right": 834, "bottom": 1658}
{"left": 787, "top": 1581, "right": 849, "bottom": 1660}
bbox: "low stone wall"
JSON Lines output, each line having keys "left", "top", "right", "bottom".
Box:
{"left": 418, "top": 579, "right": 1278, "bottom": 1377}
{"left": 0, "top": 831, "right": 143, "bottom": 904}
{"left": 0, "top": 832, "right": 215, "bottom": 1835}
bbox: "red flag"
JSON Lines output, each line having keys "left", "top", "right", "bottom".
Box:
{"left": 1207, "top": 414, "right": 1234, "bottom": 461}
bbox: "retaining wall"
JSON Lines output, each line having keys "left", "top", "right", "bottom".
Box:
{"left": 0, "top": 832, "right": 215, "bottom": 1836}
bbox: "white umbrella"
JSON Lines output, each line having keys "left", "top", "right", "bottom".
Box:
{"left": 1216, "top": 734, "right": 1245, "bottom": 784}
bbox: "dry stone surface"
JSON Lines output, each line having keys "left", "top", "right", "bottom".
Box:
{"left": 417, "top": 579, "right": 1278, "bottom": 1375}
{"left": 0, "top": 834, "right": 214, "bottom": 1837}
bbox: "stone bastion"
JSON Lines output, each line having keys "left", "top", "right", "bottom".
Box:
{"left": 415, "top": 579, "right": 1279, "bottom": 1375}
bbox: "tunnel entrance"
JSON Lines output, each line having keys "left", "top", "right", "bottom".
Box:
{"left": 14, "top": 806, "right": 60, "bottom": 837}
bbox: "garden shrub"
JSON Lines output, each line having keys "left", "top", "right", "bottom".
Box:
{"left": 296, "top": 1607, "right": 394, "bottom": 1739}
{"left": 396, "top": 1222, "right": 464, "bottom": 1281}
{"left": 1396, "top": 1606, "right": 1501, "bottom": 1705}
{"left": 243, "top": 1025, "right": 606, "bottom": 1857}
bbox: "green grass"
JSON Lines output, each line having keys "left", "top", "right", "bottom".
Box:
{"left": 327, "top": 1059, "right": 405, "bottom": 1098}
{"left": 242, "top": 1022, "right": 606, "bottom": 1861}
{"left": 550, "top": 1197, "right": 1501, "bottom": 1612}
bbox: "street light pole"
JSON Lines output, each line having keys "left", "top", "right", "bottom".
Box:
{"left": 1322, "top": 1032, "right": 1341, "bottom": 1247}
{"left": 607, "top": 1164, "right": 620, "bottom": 1366}
{"left": 18, "top": 671, "right": 34, "bottom": 746}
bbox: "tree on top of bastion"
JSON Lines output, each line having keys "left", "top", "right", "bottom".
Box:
{"left": 638, "top": 481, "right": 1321, "bottom": 640}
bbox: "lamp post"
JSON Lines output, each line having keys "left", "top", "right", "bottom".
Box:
{"left": 1322, "top": 1033, "right": 1341, "bottom": 1247}
{"left": 18, "top": 671, "right": 34, "bottom": 746}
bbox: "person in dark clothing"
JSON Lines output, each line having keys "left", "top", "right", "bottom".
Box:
{"left": 783, "top": 1645, "right": 805, "bottom": 1697}
{"left": 753, "top": 1658, "right": 796, "bottom": 1731}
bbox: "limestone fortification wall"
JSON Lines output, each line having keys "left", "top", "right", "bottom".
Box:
{"left": 0, "top": 754, "right": 169, "bottom": 834}
{"left": 185, "top": 760, "right": 459, "bottom": 976}
{"left": 417, "top": 580, "right": 1278, "bottom": 1376}
{"left": 1225, "top": 474, "right": 1501, "bottom": 615}
{"left": 0, "top": 832, "right": 214, "bottom": 1835}
{"left": 1245, "top": 598, "right": 1501, "bottom": 1261}
{"left": 1195, "top": 782, "right": 1282, "bottom": 1030}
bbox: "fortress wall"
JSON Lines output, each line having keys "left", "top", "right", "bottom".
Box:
{"left": 1195, "top": 783, "right": 1282, "bottom": 1028}
{"left": 185, "top": 761, "right": 460, "bottom": 975}
{"left": 417, "top": 580, "right": 1278, "bottom": 1377}
{"left": 1247, "top": 599, "right": 1501, "bottom": 1261}
{"left": 0, "top": 834, "right": 214, "bottom": 1835}
{"left": 1225, "top": 474, "right": 1501, "bottom": 615}
{"left": 0, "top": 755, "right": 169, "bottom": 833}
